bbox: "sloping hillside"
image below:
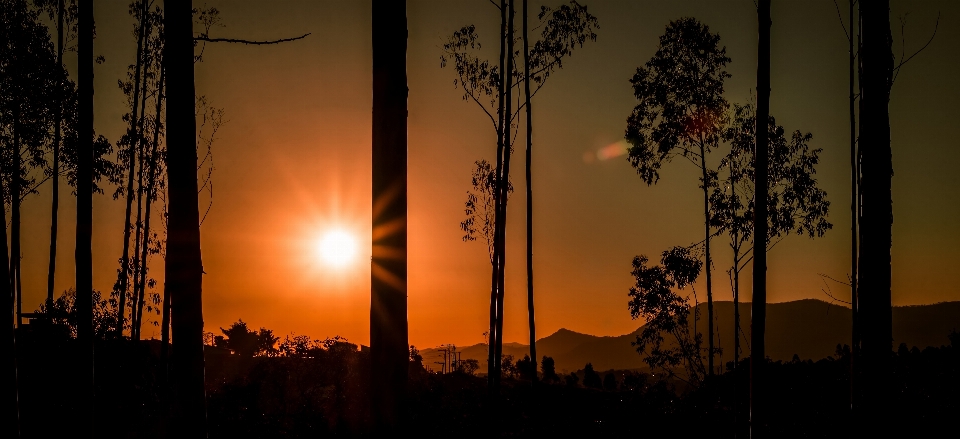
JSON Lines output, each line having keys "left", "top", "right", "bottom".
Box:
{"left": 421, "top": 299, "right": 959, "bottom": 374}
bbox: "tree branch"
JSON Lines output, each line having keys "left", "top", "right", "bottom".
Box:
{"left": 194, "top": 33, "right": 311, "bottom": 45}
{"left": 892, "top": 12, "right": 939, "bottom": 84}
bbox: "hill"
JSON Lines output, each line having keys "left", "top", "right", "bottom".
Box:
{"left": 421, "top": 299, "right": 959, "bottom": 373}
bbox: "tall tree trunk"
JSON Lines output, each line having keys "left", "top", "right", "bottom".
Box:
{"left": 494, "top": 0, "right": 516, "bottom": 392}
{"left": 132, "top": 56, "right": 151, "bottom": 341}
{"left": 857, "top": 0, "right": 893, "bottom": 426}
{"left": 751, "top": 0, "right": 771, "bottom": 436}
{"left": 522, "top": 0, "right": 537, "bottom": 384}
{"left": 848, "top": 0, "right": 860, "bottom": 416}
{"left": 150, "top": 68, "right": 167, "bottom": 356}
{"left": 137, "top": 69, "right": 165, "bottom": 343}
{"left": 165, "top": 0, "right": 206, "bottom": 436}
{"left": 12, "top": 126, "right": 21, "bottom": 328}
{"left": 371, "top": 0, "right": 408, "bottom": 431}
{"left": 155, "top": 75, "right": 170, "bottom": 424}
{"left": 47, "top": 0, "right": 66, "bottom": 309}
{"left": 76, "top": 0, "right": 96, "bottom": 434}
{"left": 116, "top": 0, "right": 150, "bottom": 339}
{"left": 132, "top": 41, "right": 154, "bottom": 340}
{"left": 2, "top": 133, "right": 19, "bottom": 438}
{"left": 699, "top": 144, "right": 714, "bottom": 376}
{"left": 488, "top": 0, "right": 508, "bottom": 389}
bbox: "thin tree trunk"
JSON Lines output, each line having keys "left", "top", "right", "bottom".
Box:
{"left": 116, "top": 0, "right": 150, "bottom": 338}
{"left": 165, "top": 1, "right": 206, "bottom": 436}
{"left": 2, "top": 132, "right": 19, "bottom": 438}
{"left": 132, "top": 41, "right": 152, "bottom": 340}
{"left": 76, "top": 0, "right": 96, "bottom": 434}
{"left": 699, "top": 144, "right": 714, "bottom": 376}
{"left": 857, "top": 0, "right": 893, "bottom": 426}
{"left": 47, "top": 0, "right": 66, "bottom": 310}
{"left": 733, "top": 249, "right": 740, "bottom": 429}
{"left": 494, "top": 0, "right": 516, "bottom": 393}
{"left": 848, "top": 0, "right": 860, "bottom": 417}
{"left": 522, "top": 0, "right": 537, "bottom": 385}
{"left": 488, "top": 0, "right": 508, "bottom": 389}
{"left": 12, "top": 126, "right": 21, "bottom": 329}
{"left": 751, "top": 0, "right": 771, "bottom": 436}
{"left": 138, "top": 69, "right": 165, "bottom": 344}
{"left": 152, "top": 60, "right": 167, "bottom": 363}
{"left": 371, "top": 0, "right": 408, "bottom": 431}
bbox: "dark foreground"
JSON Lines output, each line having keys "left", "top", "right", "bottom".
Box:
{"left": 13, "top": 326, "right": 958, "bottom": 438}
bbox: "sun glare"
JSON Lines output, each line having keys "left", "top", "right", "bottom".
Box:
{"left": 317, "top": 230, "right": 358, "bottom": 268}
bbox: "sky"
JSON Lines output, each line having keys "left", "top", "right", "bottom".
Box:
{"left": 17, "top": 0, "right": 959, "bottom": 349}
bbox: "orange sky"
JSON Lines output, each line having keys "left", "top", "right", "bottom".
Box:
{"left": 17, "top": 0, "right": 959, "bottom": 349}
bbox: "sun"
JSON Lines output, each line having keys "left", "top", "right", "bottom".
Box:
{"left": 317, "top": 230, "right": 358, "bottom": 268}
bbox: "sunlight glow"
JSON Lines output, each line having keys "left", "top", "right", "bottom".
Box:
{"left": 317, "top": 230, "right": 358, "bottom": 268}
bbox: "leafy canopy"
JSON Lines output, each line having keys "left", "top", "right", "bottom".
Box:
{"left": 625, "top": 17, "right": 731, "bottom": 185}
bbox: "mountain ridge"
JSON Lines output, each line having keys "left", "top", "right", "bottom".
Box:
{"left": 420, "top": 299, "right": 959, "bottom": 373}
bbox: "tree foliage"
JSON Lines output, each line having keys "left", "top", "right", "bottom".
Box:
{"left": 33, "top": 288, "right": 118, "bottom": 340}
{"left": 628, "top": 246, "right": 706, "bottom": 385}
{"left": 215, "top": 319, "right": 280, "bottom": 358}
{"left": 625, "top": 17, "right": 730, "bottom": 185}
{"left": 711, "top": 102, "right": 832, "bottom": 256}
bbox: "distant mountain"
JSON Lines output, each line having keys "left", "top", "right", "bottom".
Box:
{"left": 420, "top": 299, "right": 958, "bottom": 374}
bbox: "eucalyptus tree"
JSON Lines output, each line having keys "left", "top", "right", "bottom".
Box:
{"left": 442, "top": 0, "right": 597, "bottom": 385}
{"left": 76, "top": 0, "right": 95, "bottom": 433}
{"left": 710, "top": 103, "right": 832, "bottom": 370}
{"left": 752, "top": 1, "right": 771, "bottom": 435}
{"left": 624, "top": 17, "right": 730, "bottom": 376}
{"left": 627, "top": 246, "right": 706, "bottom": 386}
{"left": 33, "top": 0, "right": 79, "bottom": 309}
{"left": 165, "top": 0, "right": 206, "bottom": 434}
{"left": 0, "top": 165, "right": 15, "bottom": 437}
{"left": 114, "top": 0, "right": 151, "bottom": 339}
{"left": 0, "top": 0, "right": 63, "bottom": 327}
{"left": 857, "top": 0, "right": 894, "bottom": 424}
{"left": 0, "top": 2, "right": 22, "bottom": 423}
{"left": 371, "top": 0, "right": 408, "bottom": 430}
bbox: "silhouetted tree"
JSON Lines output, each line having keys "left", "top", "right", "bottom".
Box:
{"left": 491, "top": 0, "right": 516, "bottom": 393}
{"left": 0, "top": 99, "right": 17, "bottom": 438}
{"left": 457, "top": 358, "right": 480, "bottom": 375}
{"left": 500, "top": 354, "right": 517, "bottom": 379}
{"left": 75, "top": 0, "right": 94, "bottom": 433}
{"left": 844, "top": 1, "right": 860, "bottom": 413}
{"left": 582, "top": 363, "right": 601, "bottom": 389}
{"left": 857, "top": 0, "right": 894, "bottom": 426}
{"left": 627, "top": 246, "right": 706, "bottom": 386}
{"left": 1, "top": 0, "right": 64, "bottom": 328}
{"left": 164, "top": 0, "right": 206, "bottom": 435}
{"left": 442, "top": 0, "right": 597, "bottom": 389}
{"left": 32, "top": 0, "right": 78, "bottom": 310}
{"left": 371, "top": 0, "right": 408, "bottom": 430}
{"left": 216, "top": 320, "right": 279, "bottom": 358}
{"left": 711, "top": 102, "right": 832, "bottom": 368}
{"left": 625, "top": 17, "right": 730, "bottom": 376}
{"left": 114, "top": 0, "right": 150, "bottom": 339}
{"left": 33, "top": 288, "right": 118, "bottom": 340}
{"left": 461, "top": 159, "right": 511, "bottom": 262}
{"left": 515, "top": 354, "right": 536, "bottom": 381}
{"left": 751, "top": 1, "right": 771, "bottom": 436}
{"left": 540, "top": 355, "right": 559, "bottom": 383}
{"left": 522, "top": 0, "right": 537, "bottom": 385}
